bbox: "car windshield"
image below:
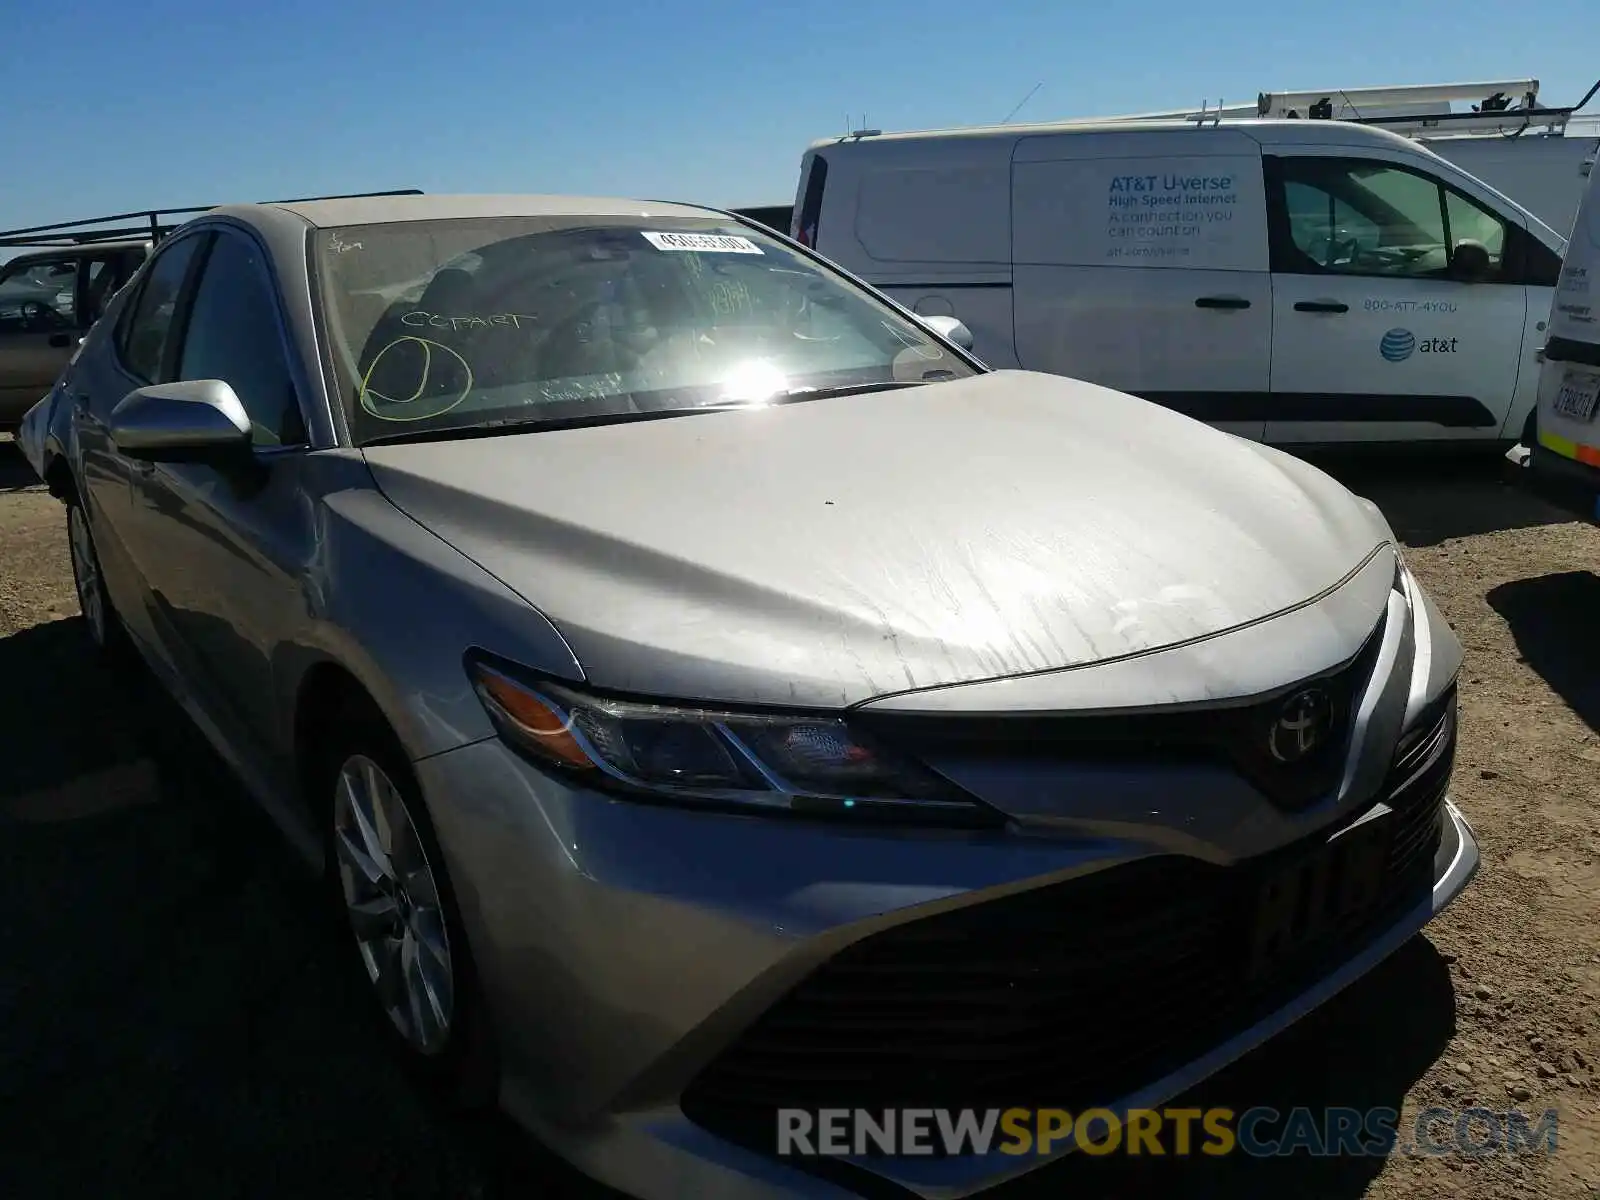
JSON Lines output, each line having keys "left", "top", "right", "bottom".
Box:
{"left": 313, "top": 215, "right": 979, "bottom": 444}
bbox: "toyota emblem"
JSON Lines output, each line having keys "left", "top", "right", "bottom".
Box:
{"left": 1267, "top": 687, "right": 1336, "bottom": 764}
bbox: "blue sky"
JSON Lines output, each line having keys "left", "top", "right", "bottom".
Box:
{"left": 3, "top": 0, "right": 1597, "bottom": 237}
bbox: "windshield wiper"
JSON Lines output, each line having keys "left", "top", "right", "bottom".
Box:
{"left": 773, "top": 380, "right": 932, "bottom": 401}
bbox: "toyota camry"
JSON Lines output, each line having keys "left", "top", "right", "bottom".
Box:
{"left": 20, "top": 193, "right": 1477, "bottom": 1200}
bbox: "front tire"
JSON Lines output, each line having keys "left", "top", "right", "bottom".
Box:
{"left": 320, "top": 716, "right": 496, "bottom": 1103}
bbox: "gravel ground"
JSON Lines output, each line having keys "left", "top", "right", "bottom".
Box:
{"left": 2, "top": 436, "right": 1600, "bottom": 1199}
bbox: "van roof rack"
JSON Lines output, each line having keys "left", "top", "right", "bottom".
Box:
{"left": 0, "top": 188, "right": 425, "bottom": 250}
{"left": 1087, "top": 76, "right": 1600, "bottom": 140}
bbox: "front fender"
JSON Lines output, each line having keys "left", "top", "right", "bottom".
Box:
{"left": 279, "top": 484, "right": 586, "bottom": 763}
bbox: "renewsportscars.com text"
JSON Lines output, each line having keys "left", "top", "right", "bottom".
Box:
{"left": 776, "top": 1106, "right": 1560, "bottom": 1159}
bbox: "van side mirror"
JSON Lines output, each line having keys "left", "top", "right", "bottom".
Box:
{"left": 919, "top": 314, "right": 975, "bottom": 351}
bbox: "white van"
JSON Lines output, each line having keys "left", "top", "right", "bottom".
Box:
{"left": 792, "top": 118, "right": 1568, "bottom": 448}
{"left": 1529, "top": 159, "right": 1600, "bottom": 485}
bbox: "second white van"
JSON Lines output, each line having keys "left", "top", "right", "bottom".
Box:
{"left": 1530, "top": 151, "right": 1600, "bottom": 487}
{"left": 792, "top": 118, "right": 1569, "bottom": 449}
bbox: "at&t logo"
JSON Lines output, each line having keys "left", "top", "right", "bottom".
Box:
{"left": 1380, "top": 328, "right": 1416, "bottom": 362}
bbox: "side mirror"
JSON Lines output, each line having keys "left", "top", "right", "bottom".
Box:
{"left": 110, "top": 380, "right": 253, "bottom": 463}
{"left": 918, "top": 314, "right": 975, "bottom": 352}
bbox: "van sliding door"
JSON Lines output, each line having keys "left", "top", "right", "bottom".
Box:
{"left": 1010, "top": 129, "right": 1273, "bottom": 441}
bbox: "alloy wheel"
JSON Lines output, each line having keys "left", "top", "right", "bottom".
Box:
{"left": 332, "top": 754, "right": 455, "bottom": 1055}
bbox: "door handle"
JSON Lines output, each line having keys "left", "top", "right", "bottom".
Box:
{"left": 1195, "top": 296, "right": 1252, "bottom": 310}
{"left": 1294, "top": 301, "right": 1349, "bottom": 314}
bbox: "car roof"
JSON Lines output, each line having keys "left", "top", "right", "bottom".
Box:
{"left": 205, "top": 193, "right": 725, "bottom": 234}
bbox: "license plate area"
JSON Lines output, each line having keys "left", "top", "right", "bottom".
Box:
{"left": 1554, "top": 369, "right": 1600, "bottom": 423}
{"left": 1245, "top": 808, "right": 1394, "bottom": 982}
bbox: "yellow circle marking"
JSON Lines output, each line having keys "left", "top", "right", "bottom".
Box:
{"left": 358, "top": 336, "right": 475, "bottom": 422}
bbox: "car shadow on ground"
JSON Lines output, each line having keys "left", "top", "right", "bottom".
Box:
{"left": 0, "top": 437, "right": 43, "bottom": 492}
{"left": 0, "top": 617, "right": 622, "bottom": 1199}
{"left": 1486, "top": 571, "right": 1600, "bottom": 735}
{"left": 1300, "top": 452, "right": 1581, "bottom": 547}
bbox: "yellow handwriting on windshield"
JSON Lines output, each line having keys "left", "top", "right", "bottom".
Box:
{"left": 359, "top": 336, "right": 474, "bottom": 422}
{"left": 401, "top": 311, "right": 538, "bottom": 331}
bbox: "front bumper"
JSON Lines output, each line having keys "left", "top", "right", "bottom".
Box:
{"left": 416, "top": 727, "right": 1477, "bottom": 1200}
{"left": 1531, "top": 431, "right": 1600, "bottom": 496}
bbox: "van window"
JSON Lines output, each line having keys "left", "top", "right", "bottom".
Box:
{"left": 796, "top": 154, "right": 829, "bottom": 247}
{"left": 1269, "top": 157, "right": 1512, "bottom": 283}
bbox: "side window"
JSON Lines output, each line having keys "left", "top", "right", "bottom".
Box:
{"left": 177, "top": 232, "right": 306, "bottom": 447}
{"left": 0, "top": 255, "right": 79, "bottom": 334}
{"left": 1283, "top": 180, "right": 1382, "bottom": 268}
{"left": 796, "top": 153, "right": 829, "bottom": 247}
{"left": 119, "top": 236, "right": 205, "bottom": 381}
{"left": 1444, "top": 190, "right": 1509, "bottom": 276}
{"left": 1271, "top": 158, "right": 1512, "bottom": 283}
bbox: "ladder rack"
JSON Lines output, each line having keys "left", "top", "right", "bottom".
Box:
{"left": 1087, "top": 76, "right": 1600, "bottom": 141}
{"left": 0, "top": 189, "right": 425, "bottom": 250}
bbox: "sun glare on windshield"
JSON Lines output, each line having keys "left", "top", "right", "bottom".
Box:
{"left": 313, "top": 215, "right": 978, "bottom": 444}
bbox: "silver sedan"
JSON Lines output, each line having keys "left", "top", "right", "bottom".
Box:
{"left": 21, "top": 193, "right": 1477, "bottom": 1199}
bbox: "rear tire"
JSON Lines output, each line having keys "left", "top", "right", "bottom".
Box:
{"left": 66, "top": 496, "right": 130, "bottom": 661}
{"left": 316, "top": 708, "right": 498, "bottom": 1106}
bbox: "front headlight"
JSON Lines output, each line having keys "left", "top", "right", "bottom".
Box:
{"left": 466, "top": 655, "right": 1000, "bottom": 825}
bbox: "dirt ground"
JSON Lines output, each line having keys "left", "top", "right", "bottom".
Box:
{"left": 3, "top": 435, "right": 1600, "bottom": 1200}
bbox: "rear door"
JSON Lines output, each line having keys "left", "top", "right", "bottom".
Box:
{"left": 1009, "top": 129, "right": 1272, "bottom": 440}
{"left": 1263, "top": 150, "right": 1528, "bottom": 445}
{"left": 70, "top": 230, "right": 210, "bottom": 643}
{"left": 1533, "top": 161, "right": 1600, "bottom": 468}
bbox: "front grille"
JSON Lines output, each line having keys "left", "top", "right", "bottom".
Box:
{"left": 682, "top": 689, "right": 1455, "bottom": 1152}
{"left": 851, "top": 616, "right": 1389, "bottom": 813}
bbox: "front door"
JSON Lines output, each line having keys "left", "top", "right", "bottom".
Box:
{"left": 1264, "top": 152, "right": 1528, "bottom": 445}
{"left": 0, "top": 249, "right": 148, "bottom": 427}
{"left": 119, "top": 226, "right": 314, "bottom": 759}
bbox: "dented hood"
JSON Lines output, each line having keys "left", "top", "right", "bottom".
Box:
{"left": 362, "top": 370, "right": 1389, "bottom": 708}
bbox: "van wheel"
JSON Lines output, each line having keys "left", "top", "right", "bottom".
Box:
{"left": 320, "top": 713, "right": 497, "bottom": 1105}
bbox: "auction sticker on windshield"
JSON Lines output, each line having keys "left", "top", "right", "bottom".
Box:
{"left": 1554, "top": 369, "right": 1600, "bottom": 423}
{"left": 642, "top": 232, "right": 763, "bottom": 254}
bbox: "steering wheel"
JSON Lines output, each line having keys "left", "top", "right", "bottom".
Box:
{"left": 537, "top": 302, "right": 645, "bottom": 382}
